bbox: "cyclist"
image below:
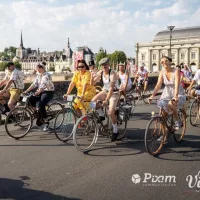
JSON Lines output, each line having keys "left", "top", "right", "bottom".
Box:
{"left": 89, "top": 60, "right": 98, "bottom": 86}
{"left": 133, "top": 63, "right": 148, "bottom": 92}
{"left": 0, "top": 62, "right": 24, "bottom": 112}
{"left": 148, "top": 56, "right": 186, "bottom": 129}
{"left": 187, "top": 67, "right": 200, "bottom": 97}
{"left": 24, "top": 63, "right": 55, "bottom": 129}
{"left": 117, "top": 62, "right": 132, "bottom": 96}
{"left": 92, "top": 57, "right": 120, "bottom": 142}
{"left": 181, "top": 64, "right": 192, "bottom": 89}
{"left": 63, "top": 59, "right": 96, "bottom": 116}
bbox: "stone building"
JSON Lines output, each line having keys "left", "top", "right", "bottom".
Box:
{"left": 135, "top": 26, "right": 200, "bottom": 72}
{"left": 73, "top": 46, "right": 94, "bottom": 71}
{"left": 54, "top": 38, "right": 73, "bottom": 73}
{"left": 16, "top": 32, "right": 74, "bottom": 73}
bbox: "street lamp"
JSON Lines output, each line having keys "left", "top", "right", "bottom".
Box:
{"left": 167, "top": 25, "right": 175, "bottom": 58}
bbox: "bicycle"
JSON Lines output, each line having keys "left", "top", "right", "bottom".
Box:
{"left": 144, "top": 99, "right": 186, "bottom": 156}
{"left": 54, "top": 95, "right": 89, "bottom": 142}
{"left": 0, "top": 97, "right": 9, "bottom": 125}
{"left": 73, "top": 100, "right": 128, "bottom": 152}
{"left": 189, "top": 95, "right": 200, "bottom": 126}
{"left": 118, "top": 92, "right": 135, "bottom": 118}
{"left": 5, "top": 93, "right": 64, "bottom": 139}
{"left": 127, "top": 83, "right": 151, "bottom": 105}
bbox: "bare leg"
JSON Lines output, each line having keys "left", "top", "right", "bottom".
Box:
{"left": 144, "top": 81, "right": 148, "bottom": 92}
{"left": 168, "top": 101, "right": 178, "bottom": 121}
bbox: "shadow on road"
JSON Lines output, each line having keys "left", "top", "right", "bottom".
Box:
{"left": 84, "top": 129, "right": 146, "bottom": 156}
{"left": 155, "top": 134, "right": 200, "bottom": 161}
{"left": 131, "top": 112, "right": 151, "bottom": 121}
{"left": 0, "top": 176, "right": 81, "bottom": 200}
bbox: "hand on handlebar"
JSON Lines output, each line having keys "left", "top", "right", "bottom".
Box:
{"left": 63, "top": 94, "right": 68, "bottom": 100}
{"left": 171, "top": 97, "right": 179, "bottom": 104}
{"left": 148, "top": 95, "right": 154, "bottom": 104}
{"left": 102, "top": 99, "right": 108, "bottom": 107}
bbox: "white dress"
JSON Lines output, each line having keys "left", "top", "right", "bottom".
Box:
{"left": 157, "top": 69, "right": 186, "bottom": 111}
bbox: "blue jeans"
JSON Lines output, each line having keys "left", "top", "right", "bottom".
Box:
{"left": 29, "top": 91, "right": 54, "bottom": 118}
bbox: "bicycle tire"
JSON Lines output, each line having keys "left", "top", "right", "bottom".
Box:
{"left": 173, "top": 109, "right": 186, "bottom": 143}
{"left": 46, "top": 101, "right": 64, "bottom": 130}
{"left": 54, "top": 108, "right": 76, "bottom": 142}
{"left": 144, "top": 117, "right": 166, "bottom": 156}
{"left": 189, "top": 99, "right": 200, "bottom": 126}
{"left": 128, "top": 95, "right": 136, "bottom": 116}
{"left": 142, "top": 89, "right": 151, "bottom": 104}
{"left": 117, "top": 108, "right": 128, "bottom": 140}
{"left": 5, "top": 107, "right": 32, "bottom": 139}
{"left": 73, "top": 114, "right": 98, "bottom": 152}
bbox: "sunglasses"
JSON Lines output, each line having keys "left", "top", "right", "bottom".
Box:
{"left": 77, "top": 65, "right": 85, "bottom": 68}
{"left": 160, "top": 59, "right": 169, "bottom": 64}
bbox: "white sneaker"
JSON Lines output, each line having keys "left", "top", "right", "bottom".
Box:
{"left": 43, "top": 124, "right": 49, "bottom": 132}
{"left": 157, "top": 135, "right": 163, "bottom": 142}
{"left": 174, "top": 121, "right": 182, "bottom": 130}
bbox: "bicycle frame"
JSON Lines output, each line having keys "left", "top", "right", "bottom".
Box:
{"left": 159, "top": 107, "right": 174, "bottom": 133}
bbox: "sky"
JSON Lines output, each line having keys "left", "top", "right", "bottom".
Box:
{"left": 0, "top": 0, "right": 200, "bottom": 56}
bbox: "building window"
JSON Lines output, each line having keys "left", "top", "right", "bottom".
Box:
{"left": 191, "top": 52, "right": 196, "bottom": 59}
{"left": 181, "top": 53, "right": 185, "bottom": 59}
{"left": 152, "top": 54, "right": 156, "bottom": 61}
{"left": 141, "top": 54, "right": 145, "bottom": 61}
{"left": 172, "top": 53, "right": 175, "bottom": 60}
{"left": 161, "top": 53, "right": 165, "bottom": 57}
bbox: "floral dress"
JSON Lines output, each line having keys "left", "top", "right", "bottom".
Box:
{"left": 71, "top": 70, "right": 96, "bottom": 113}
{"left": 158, "top": 69, "right": 186, "bottom": 111}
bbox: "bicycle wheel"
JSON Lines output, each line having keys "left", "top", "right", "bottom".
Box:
{"left": 131, "top": 88, "right": 140, "bottom": 104}
{"left": 173, "top": 109, "right": 186, "bottom": 143}
{"left": 126, "top": 94, "right": 136, "bottom": 116}
{"left": 73, "top": 114, "right": 97, "bottom": 152}
{"left": 5, "top": 107, "right": 32, "bottom": 139}
{"left": 145, "top": 117, "right": 166, "bottom": 156}
{"left": 117, "top": 108, "right": 127, "bottom": 140}
{"left": 46, "top": 101, "right": 64, "bottom": 129}
{"left": 189, "top": 99, "right": 200, "bottom": 126}
{"left": 141, "top": 89, "right": 151, "bottom": 104}
{"left": 54, "top": 108, "right": 76, "bottom": 142}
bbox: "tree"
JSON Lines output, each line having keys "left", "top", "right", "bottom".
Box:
{"left": 14, "top": 61, "right": 22, "bottom": 70}
{"left": 0, "top": 61, "right": 21, "bottom": 71}
{"left": 49, "top": 66, "right": 55, "bottom": 71}
{"left": 110, "top": 51, "right": 127, "bottom": 70}
{"left": 8, "top": 46, "right": 17, "bottom": 58}
{"left": 0, "top": 62, "right": 7, "bottom": 71}
{"left": 110, "top": 51, "right": 127, "bottom": 65}
{"left": 95, "top": 51, "right": 106, "bottom": 68}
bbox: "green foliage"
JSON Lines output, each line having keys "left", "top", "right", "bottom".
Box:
{"left": 0, "top": 61, "right": 21, "bottom": 71}
{"left": 95, "top": 50, "right": 127, "bottom": 70}
{"left": 49, "top": 66, "right": 55, "bottom": 71}
{"left": 106, "top": 54, "right": 112, "bottom": 60}
{"left": 0, "top": 62, "right": 7, "bottom": 71}
{"left": 95, "top": 51, "right": 107, "bottom": 68}
{"left": 14, "top": 61, "right": 21, "bottom": 70}
{"left": 110, "top": 51, "right": 127, "bottom": 65}
{"left": 0, "top": 46, "right": 17, "bottom": 59}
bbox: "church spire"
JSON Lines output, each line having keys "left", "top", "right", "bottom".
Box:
{"left": 68, "top": 38, "right": 70, "bottom": 48}
{"left": 20, "top": 31, "right": 23, "bottom": 47}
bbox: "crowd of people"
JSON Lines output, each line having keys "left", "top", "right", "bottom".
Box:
{"left": 0, "top": 57, "right": 200, "bottom": 140}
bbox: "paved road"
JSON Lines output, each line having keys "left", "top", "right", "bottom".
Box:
{"left": 0, "top": 101, "right": 200, "bottom": 200}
